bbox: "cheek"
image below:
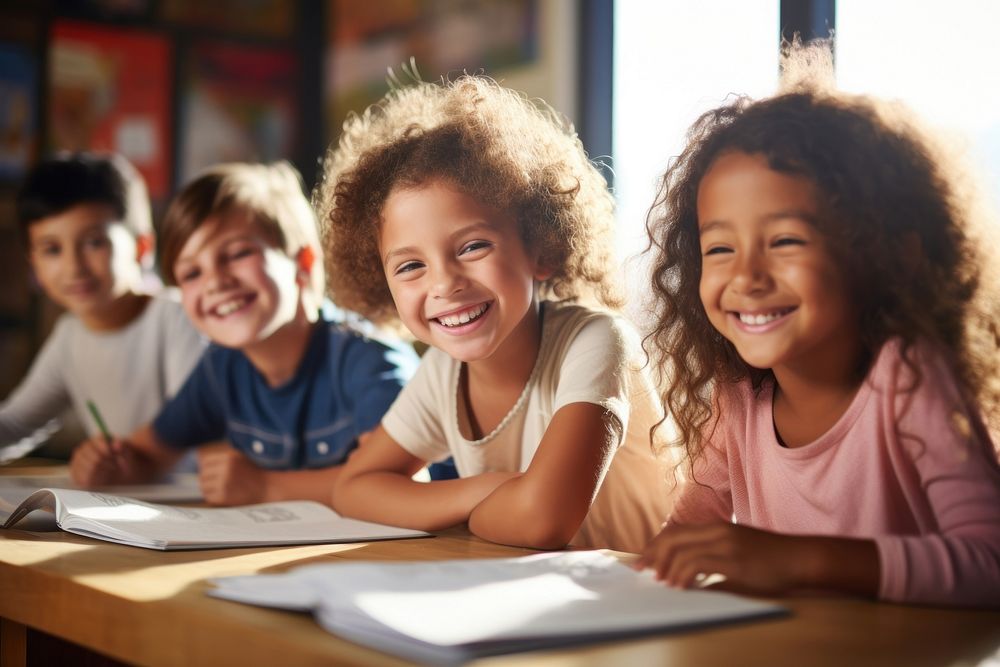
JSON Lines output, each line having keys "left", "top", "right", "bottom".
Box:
{"left": 178, "top": 285, "right": 200, "bottom": 317}
{"left": 698, "top": 269, "right": 720, "bottom": 310}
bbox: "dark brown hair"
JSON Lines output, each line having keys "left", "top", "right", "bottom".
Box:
{"left": 645, "top": 48, "right": 1000, "bottom": 468}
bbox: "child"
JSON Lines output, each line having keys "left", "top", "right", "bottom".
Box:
{"left": 2, "top": 153, "right": 203, "bottom": 457}
{"left": 637, "top": 43, "right": 1000, "bottom": 607}
{"left": 320, "top": 76, "right": 671, "bottom": 553}
{"left": 70, "top": 162, "right": 418, "bottom": 506}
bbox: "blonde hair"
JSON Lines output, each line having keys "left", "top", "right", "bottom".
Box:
{"left": 315, "top": 74, "right": 620, "bottom": 325}
{"left": 160, "top": 162, "right": 325, "bottom": 301}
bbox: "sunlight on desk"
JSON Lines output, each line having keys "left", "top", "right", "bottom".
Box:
{"left": 3, "top": 538, "right": 95, "bottom": 566}
{"left": 76, "top": 542, "right": 371, "bottom": 601}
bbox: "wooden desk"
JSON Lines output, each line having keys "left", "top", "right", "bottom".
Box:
{"left": 1, "top": 526, "right": 999, "bottom": 667}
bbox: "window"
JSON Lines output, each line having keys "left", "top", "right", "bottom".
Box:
{"left": 612, "top": 2, "right": 780, "bottom": 320}
{"left": 837, "top": 0, "right": 1000, "bottom": 211}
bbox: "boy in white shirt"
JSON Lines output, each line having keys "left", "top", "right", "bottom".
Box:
{"left": 1, "top": 153, "right": 203, "bottom": 458}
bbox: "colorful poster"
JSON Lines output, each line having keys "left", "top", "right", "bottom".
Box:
{"left": 179, "top": 42, "right": 297, "bottom": 184}
{"left": 0, "top": 42, "right": 38, "bottom": 181}
{"left": 48, "top": 21, "right": 172, "bottom": 198}
{"left": 325, "top": 0, "right": 537, "bottom": 144}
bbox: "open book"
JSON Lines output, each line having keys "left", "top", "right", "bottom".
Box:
{"left": 209, "top": 551, "right": 786, "bottom": 664}
{"left": 0, "top": 471, "right": 204, "bottom": 507}
{"left": 0, "top": 488, "right": 429, "bottom": 550}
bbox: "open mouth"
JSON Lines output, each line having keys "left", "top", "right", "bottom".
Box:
{"left": 434, "top": 302, "right": 491, "bottom": 328}
{"left": 734, "top": 307, "right": 796, "bottom": 326}
{"left": 211, "top": 294, "right": 255, "bottom": 317}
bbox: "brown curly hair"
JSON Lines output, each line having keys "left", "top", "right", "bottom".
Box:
{"left": 645, "top": 45, "right": 1000, "bottom": 469}
{"left": 315, "top": 75, "right": 621, "bottom": 326}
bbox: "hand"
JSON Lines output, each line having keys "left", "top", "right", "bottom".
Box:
{"left": 633, "top": 522, "right": 811, "bottom": 597}
{"left": 197, "top": 445, "right": 266, "bottom": 506}
{"left": 70, "top": 436, "right": 146, "bottom": 487}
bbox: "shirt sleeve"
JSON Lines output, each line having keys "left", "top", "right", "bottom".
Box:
{"left": 0, "top": 317, "right": 72, "bottom": 445}
{"left": 552, "top": 315, "right": 634, "bottom": 443}
{"left": 873, "top": 347, "right": 1000, "bottom": 607}
{"left": 337, "top": 333, "right": 420, "bottom": 434}
{"left": 665, "top": 387, "right": 736, "bottom": 527}
{"left": 152, "top": 350, "right": 227, "bottom": 449}
{"left": 380, "top": 349, "right": 452, "bottom": 464}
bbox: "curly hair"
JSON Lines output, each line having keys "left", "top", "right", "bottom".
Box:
{"left": 645, "top": 43, "right": 1000, "bottom": 469}
{"left": 315, "top": 75, "right": 621, "bottom": 325}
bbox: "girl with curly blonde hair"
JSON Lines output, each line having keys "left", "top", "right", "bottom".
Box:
{"left": 319, "top": 75, "right": 671, "bottom": 552}
{"left": 637, "top": 42, "right": 1000, "bottom": 607}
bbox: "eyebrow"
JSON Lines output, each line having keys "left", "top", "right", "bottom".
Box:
{"left": 32, "top": 222, "right": 108, "bottom": 245}
{"left": 175, "top": 229, "right": 257, "bottom": 265}
{"left": 698, "top": 209, "right": 816, "bottom": 234}
{"left": 382, "top": 220, "right": 498, "bottom": 265}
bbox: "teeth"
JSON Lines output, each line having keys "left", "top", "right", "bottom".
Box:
{"left": 215, "top": 297, "right": 249, "bottom": 317}
{"left": 437, "top": 303, "right": 488, "bottom": 327}
{"left": 739, "top": 310, "right": 789, "bottom": 326}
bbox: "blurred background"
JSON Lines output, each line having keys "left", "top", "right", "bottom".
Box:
{"left": 1, "top": 0, "right": 999, "bottom": 448}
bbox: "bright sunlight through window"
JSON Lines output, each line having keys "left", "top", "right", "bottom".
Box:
{"left": 613, "top": 2, "right": 780, "bottom": 323}
{"left": 837, "top": 0, "right": 1000, "bottom": 213}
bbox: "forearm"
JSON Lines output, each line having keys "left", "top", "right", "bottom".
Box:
{"left": 794, "top": 535, "right": 880, "bottom": 597}
{"left": 260, "top": 466, "right": 344, "bottom": 506}
{"left": 335, "top": 471, "right": 516, "bottom": 531}
{"left": 469, "top": 476, "right": 586, "bottom": 550}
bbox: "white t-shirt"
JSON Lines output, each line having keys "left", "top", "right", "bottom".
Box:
{"left": 0, "top": 292, "right": 204, "bottom": 445}
{"left": 382, "top": 301, "right": 672, "bottom": 553}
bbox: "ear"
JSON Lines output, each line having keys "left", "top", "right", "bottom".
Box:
{"left": 135, "top": 234, "right": 154, "bottom": 264}
{"left": 296, "top": 246, "right": 316, "bottom": 281}
{"left": 532, "top": 255, "right": 554, "bottom": 282}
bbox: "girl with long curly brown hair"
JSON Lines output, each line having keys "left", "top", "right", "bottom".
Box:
{"left": 319, "top": 75, "right": 671, "bottom": 553}
{"left": 637, "top": 44, "right": 1000, "bottom": 607}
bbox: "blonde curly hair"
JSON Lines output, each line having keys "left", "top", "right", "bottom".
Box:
{"left": 314, "top": 75, "right": 621, "bottom": 325}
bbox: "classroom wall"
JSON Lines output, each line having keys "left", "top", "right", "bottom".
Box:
{"left": 0, "top": 0, "right": 582, "bottom": 451}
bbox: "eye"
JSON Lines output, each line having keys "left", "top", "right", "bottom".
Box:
{"left": 226, "top": 245, "right": 258, "bottom": 261}
{"left": 36, "top": 244, "right": 61, "bottom": 257}
{"left": 459, "top": 240, "right": 492, "bottom": 256}
{"left": 394, "top": 260, "right": 425, "bottom": 275}
{"left": 771, "top": 236, "right": 805, "bottom": 248}
{"left": 703, "top": 245, "right": 732, "bottom": 256}
{"left": 177, "top": 267, "right": 200, "bottom": 284}
{"left": 82, "top": 235, "right": 110, "bottom": 250}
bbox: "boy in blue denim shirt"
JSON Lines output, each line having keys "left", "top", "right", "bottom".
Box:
{"left": 70, "top": 162, "right": 417, "bottom": 506}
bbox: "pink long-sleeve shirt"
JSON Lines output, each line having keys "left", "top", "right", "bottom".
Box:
{"left": 668, "top": 339, "right": 1000, "bottom": 607}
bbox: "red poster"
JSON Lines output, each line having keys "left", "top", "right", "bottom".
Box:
{"left": 49, "top": 21, "right": 172, "bottom": 198}
{"left": 179, "top": 42, "right": 296, "bottom": 184}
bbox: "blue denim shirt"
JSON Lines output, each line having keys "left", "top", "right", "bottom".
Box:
{"left": 153, "top": 318, "right": 418, "bottom": 470}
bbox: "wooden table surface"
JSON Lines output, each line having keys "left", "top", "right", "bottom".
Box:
{"left": 2, "top": 521, "right": 999, "bottom": 667}
{"left": 1, "top": 463, "right": 999, "bottom": 666}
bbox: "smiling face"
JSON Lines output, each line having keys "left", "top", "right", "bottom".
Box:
{"left": 380, "top": 179, "right": 549, "bottom": 364}
{"left": 28, "top": 202, "right": 142, "bottom": 326}
{"left": 173, "top": 212, "right": 304, "bottom": 350}
{"left": 696, "top": 151, "right": 858, "bottom": 376}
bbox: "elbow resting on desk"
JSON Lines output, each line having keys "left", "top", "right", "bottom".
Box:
{"left": 469, "top": 478, "right": 583, "bottom": 551}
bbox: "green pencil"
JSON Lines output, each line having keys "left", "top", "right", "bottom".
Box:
{"left": 86, "top": 400, "right": 112, "bottom": 443}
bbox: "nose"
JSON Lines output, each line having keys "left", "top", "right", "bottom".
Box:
{"left": 205, "top": 262, "right": 236, "bottom": 293}
{"left": 730, "top": 248, "right": 773, "bottom": 295}
{"left": 67, "top": 244, "right": 89, "bottom": 277}
{"left": 430, "top": 260, "right": 467, "bottom": 299}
